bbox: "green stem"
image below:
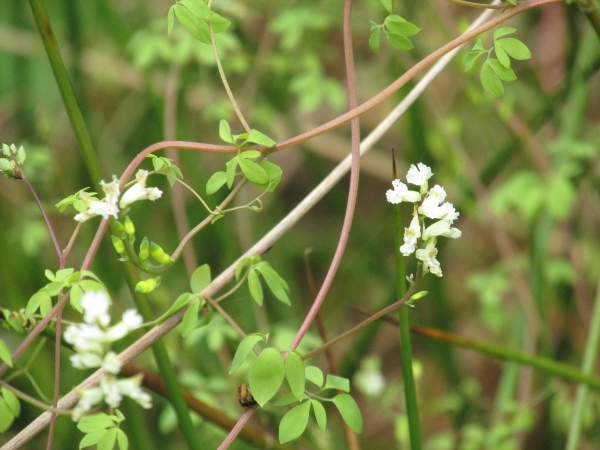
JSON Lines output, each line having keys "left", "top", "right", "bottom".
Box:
{"left": 410, "top": 325, "right": 600, "bottom": 390}
{"left": 28, "top": 0, "right": 104, "bottom": 192}
{"left": 394, "top": 202, "right": 421, "bottom": 449}
{"left": 566, "top": 278, "right": 600, "bottom": 449}
{"left": 125, "top": 267, "right": 202, "bottom": 450}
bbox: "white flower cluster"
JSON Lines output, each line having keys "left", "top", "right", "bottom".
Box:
{"left": 386, "top": 163, "right": 461, "bottom": 277}
{"left": 74, "top": 170, "right": 162, "bottom": 222}
{"left": 64, "top": 291, "right": 152, "bottom": 420}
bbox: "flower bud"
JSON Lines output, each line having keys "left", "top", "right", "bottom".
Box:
{"left": 139, "top": 237, "right": 149, "bottom": 260}
{"left": 124, "top": 216, "right": 135, "bottom": 236}
{"left": 150, "top": 242, "right": 172, "bottom": 265}
{"left": 111, "top": 235, "right": 125, "bottom": 254}
{"left": 113, "top": 220, "right": 125, "bottom": 235}
{"left": 135, "top": 278, "right": 158, "bottom": 293}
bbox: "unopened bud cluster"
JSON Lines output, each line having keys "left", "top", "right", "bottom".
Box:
{"left": 387, "top": 163, "right": 461, "bottom": 277}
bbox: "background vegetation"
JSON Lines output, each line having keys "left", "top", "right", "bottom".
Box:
{"left": 1, "top": 0, "right": 600, "bottom": 448}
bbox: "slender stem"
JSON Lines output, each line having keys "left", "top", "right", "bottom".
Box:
{"left": 28, "top": 0, "right": 104, "bottom": 192}
{"left": 302, "top": 276, "right": 421, "bottom": 361}
{"left": 208, "top": 1, "right": 251, "bottom": 133}
{"left": 444, "top": 0, "right": 508, "bottom": 9}
{"left": 409, "top": 325, "right": 600, "bottom": 390}
{"left": 0, "top": 379, "right": 72, "bottom": 416}
{"left": 394, "top": 198, "right": 421, "bottom": 446}
{"left": 566, "top": 278, "right": 600, "bottom": 449}
{"left": 17, "top": 167, "right": 61, "bottom": 259}
{"left": 289, "top": 0, "right": 361, "bottom": 352}
{"left": 124, "top": 266, "right": 202, "bottom": 450}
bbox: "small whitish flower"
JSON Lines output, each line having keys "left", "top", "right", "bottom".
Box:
{"left": 81, "top": 291, "right": 111, "bottom": 326}
{"left": 400, "top": 211, "right": 421, "bottom": 256}
{"left": 72, "top": 387, "right": 104, "bottom": 421}
{"left": 122, "top": 309, "right": 143, "bottom": 329}
{"left": 102, "top": 351, "right": 122, "bottom": 374}
{"left": 439, "top": 202, "right": 459, "bottom": 223}
{"left": 100, "top": 176, "right": 121, "bottom": 204}
{"left": 386, "top": 179, "right": 421, "bottom": 204}
{"left": 70, "top": 352, "right": 103, "bottom": 370}
{"left": 406, "top": 163, "right": 433, "bottom": 188}
{"left": 117, "top": 375, "right": 152, "bottom": 409}
{"left": 64, "top": 323, "right": 105, "bottom": 354}
{"left": 101, "top": 376, "right": 123, "bottom": 408}
{"left": 119, "top": 170, "right": 163, "bottom": 209}
{"left": 416, "top": 239, "right": 442, "bottom": 277}
{"left": 420, "top": 185, "right": 446, "bottom": 209}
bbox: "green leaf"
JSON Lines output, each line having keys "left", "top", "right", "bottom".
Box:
{"left": 256, "top": 264, "right": 290, "bottom": 305}
{"left": 246, "top": 129, "right": 276, "bottom": 147}
{"left": 274, "top": 391, "right": 306, "bottom": 406}
{"left": 311, "top": 400, "right": 327, "bottom": 430}
{"left": 179, "top": 0, "right": 211, "bottom": 20}
{"left": 384, "top": 30, "right": 413, "bottom": 51}
{"left": 323, "top": 375, "right": 350, "bottom": 392}
{"left": 248, "top": 269, "right": 264, "bottom": 306}
{"left": 219, "top": 119, "right": 234, "bottom": 144}
{"left": 472, "top": 39, "right": 485, "bottom": 51}
{"left": 369, "top": 26, "right": 381, "bottom": 54}
{"left": 384, "top": 15, "right": 420, "bottom": 37}
{"left": 78, "top": 413, "right": 115, "bottom": 433}
{"left": 285, "top": 351, "right": 306, "bottom": 401}
{"left": 2, "top": 388, "right": 20, "bottom": 416}
{"left": 463, "top": 50, "right": 485, "bottom": 72}
{"left": 225, "top": 157, "right": 239, "bottom": 188}
{"left": 254, "top": 160, "right": 283, "bottom": 192}
{"left": 25, "top": 290, "right": 48, "bottom": 318}
{"left": 173, "top": 4, "right": 199, "bottom": 35}
{"left": 238, "top": 157, "right": 269, "bottom": 185}
{"left": 332, "top": 394, "right": 362, "bottom": 433}
{"left": 305, "top": 365, "right": 324, "bottom": 388}
{"left": 157, "top": 293, "right": 197, "bottom": 323}
{"left": 168, "top": 7, "right": 175, "bottom": 36}
{"left": 180, "top": 298, "right": 200, "bottom": 337}
{"left": 494, "top": 40, "right": 511, "bottom": 68}
{"left": 488, "top": 59, "right": 516, "bottom": 82}
{"left": 249, "top": 348, "right": 285, "bottom": 406}
{"left": 0, "top": 339, "right": 13, "bottom": 367}
{"left": 79, "top": 430, "right": 105, "bottom": 448}
{"left": 0, "top": 399, "right": 15, "bottom": 432}
{"left": 210, "top": 12, "right": 231, "bottom": 34}
{"left": 279, "top": 401, "right": 311, "bottom": 443}
{"left": 116, "top": 428, "right": 129, "bottom": 450}
{"left": 496, "top": 38, "right": 531, "bottom": 60}
{"left": 230, "top": 333, "right": 266, "bottom": 374}
{"left": 97, "top": 428, "right": 117, "bottom": 450}
{"left": 381, "top": 0, "right": 394, "bottom": 14}
{"left": 480, "top": 60, "right": 504, "bottom": 97}
{"left": 206, "top": 171, "right": 227, "bottom": 195}
{"left": 493, "top": 27, "right": 516, "bottom": 40}
{"left": 190, "top": 264, "right": 211, "bottom": 293}
{"left": 238, "top": 150, "right": 262, "bottom": 160}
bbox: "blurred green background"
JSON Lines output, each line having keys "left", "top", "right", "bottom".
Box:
{"left": 1, "top": 0, "right": 600, "bottom": 448}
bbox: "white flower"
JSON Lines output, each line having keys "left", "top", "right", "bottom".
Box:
{"left": 416, "top": 240, "right": 442, "bottom": 277}
{"left": 64, "top": 323, "right": 105, "bottom": 354}
{"left": 72, "top": 387, "right": 104, "bottom": 421}
{"left": 73, "top": 183, "right": 120, "bottom": 222}
{"left": 439, "top": 202, "right": 459, "bottom": 223}
{"left": 122, "top": 309, "right": 143, "bottom": 329}
{"left": 100, "top": 176, "right": 120, "bottom": 204}
{"left": 102, "top": 351, "right": 122, "bottom": 374}
{"left": 117, "top": 375, "right": 152, "bottom": 409}
{"left": 406, "top": 163, "right": 433, "bottom": 187}
{"left": 386, "top": 179, "right": 421, "bottom": 204}
{"left": 81, "top": 291, "right": 111, "bottom": 326}
{"left": 70, "top": 352, "right": 103, "bottom": 369}
{"left": 119, "top": 170, "right": 163, "bottom": 209}
{"left": 400, "top": 212, "right": 421, "bottom": 256}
